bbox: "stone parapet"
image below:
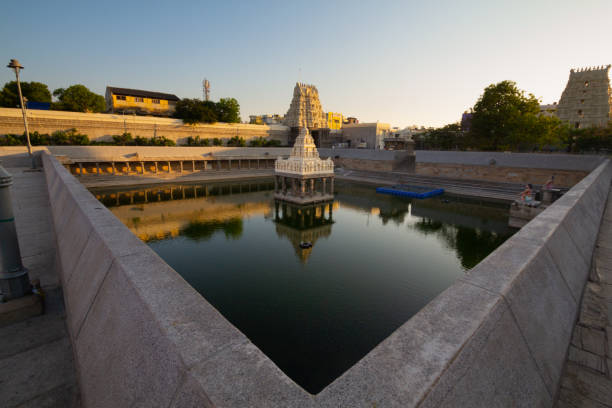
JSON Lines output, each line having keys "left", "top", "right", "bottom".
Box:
{"left": 42, "top": 140, "right": 612, "bottom": 406}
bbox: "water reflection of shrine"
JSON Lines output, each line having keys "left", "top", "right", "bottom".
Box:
{"left": 273, "top": 200, "right": 335, "bottom": 263}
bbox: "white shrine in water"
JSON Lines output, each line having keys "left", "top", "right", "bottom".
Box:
{"left": 274, "top": 126, "right": 334, "bottom": 204}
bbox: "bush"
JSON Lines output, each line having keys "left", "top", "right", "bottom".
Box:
{"left": 212, "top": 138, "right": 223, "bottom": 146}
{"left": 112, "top": 132, "right": 133, "bottom": 145}
{"left": 0, "top": 134, "right": 24, "bottom": 146}
{"left": 186, "top": 136, "right": 211, "bottom": 146}
{"left": 249, "top": 137, "right": 282, "bottom": 147}
{"left": 227, "top": 136, "right": 245, "bottom": 147}
{"left": 149, "top": 136, "right": 176, "bottom": 146}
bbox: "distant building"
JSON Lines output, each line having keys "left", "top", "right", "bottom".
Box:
{"left": 539, "top": 103, "right": 558, "bottom": 118}
{"left": 383, "top": 127, "right": 414, "bottom": 150}
{"left": 556, "top": 65, "right": 612, "bottom": 128}
{"left": 326, "top": 112, "right": 343, "bottom": 130}
{"left": 343, "top": 116, "right": 359, "bottom": 125}
{"left": 342, "top": 122, "right": 391, "bottom": 149}
{"left": 105, "top": 87, "right": 180, "bottom": 116}
{"left": 249, "top": 114, "right": 284, "bottom": 125}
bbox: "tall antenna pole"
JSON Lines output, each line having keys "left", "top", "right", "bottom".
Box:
{"left": 203, "top": 78, "right": 210, "bottom": 101}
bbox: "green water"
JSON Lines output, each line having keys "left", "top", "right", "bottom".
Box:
{"left": 94, "top": 179, "right": 514, "bottom": 394}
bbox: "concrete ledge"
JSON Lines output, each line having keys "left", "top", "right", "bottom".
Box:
{"left": 43, "top": 149, "right": 611, "bottom": 407}
{"left": 0, "top": 294, "right": 43, "bottom": 328}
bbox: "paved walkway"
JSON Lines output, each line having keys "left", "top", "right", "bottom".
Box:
{"left": 0, "top": 155, "right": 79, "bottom": 407}
{"left": 556, "top": 181, "right": 612, "bottom": 407}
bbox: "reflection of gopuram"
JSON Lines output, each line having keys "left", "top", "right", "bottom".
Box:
{"left": 274, "top": 200, "right": 334, "bottom": 263}
{"left": 274, "top": 126, "right": 334, "bottom": 204}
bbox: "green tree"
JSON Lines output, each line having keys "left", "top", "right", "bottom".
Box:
{"left": 469, "top": 80, "right": 561, "bottom": 151}
{"left": 423, "top": 123, "right": 464, "bottom": 150}
{"left": 53, "top": 85, "right": 105, "bottom": 113}
{"left": 174, "top": 98, "right": 217, "bottom": 124}
{"left": 0, "top": 81, "right": 52, "bottom": 107}
{"left": 215, "top": 97, "right": 240, "bottom": 123}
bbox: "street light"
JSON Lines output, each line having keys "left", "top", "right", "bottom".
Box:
{"left": 7, "top": 59, "right": 34, "bottom": 169}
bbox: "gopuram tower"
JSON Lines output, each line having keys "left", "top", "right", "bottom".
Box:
{"left": 274, "top": 126, "right": 334, "bottom": 205}
{"left": 283, "top": 83, "right": 327, "bottom": 145}
{"left": 557, "top": 65, "right": 612, "bottom": 128}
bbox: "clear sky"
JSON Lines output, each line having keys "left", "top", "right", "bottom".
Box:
{"left": 1, "top": 0, "right": 610, "bottom": 127}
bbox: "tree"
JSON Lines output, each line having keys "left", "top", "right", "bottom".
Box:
{"left": 53, "top": 85, "right": 105, "bottom": 113}
{"left": 423, "top": 123, "right": 464, "bottom": 150}
{"left": 0, "top": 81, "right": 52, "bottom": 107}
{"left": 215, "top": 97, "right": 240, "bottom": 123}
{"left": 469, "top": 80, "right": 561, "bottom": 151}
{"left": 174, "top": 98, "right": 217, "bottom": 124}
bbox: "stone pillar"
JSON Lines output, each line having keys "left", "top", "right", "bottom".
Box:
{"left": 180, "top": 161, "right": 183, "bottom": 174}
{"left": 78, "top": 162, "right": 83, "bottom": 176}
{"left": 154, "top": 162, "right": 159, "bottom": 173}
{"left": 112, "top": 162, "right": 116, "bottom": 175}
{"left": 282, "top": 177, "right": 286, "bottom": 194}
{"left": 140, "top": 162, "right": 144, "bottom": 174}
{"left": 310, "top": 179, "right": 315, "bottom": 196}
{"left": 126, "top": 162, "right": 131, "bottom": 174}
{"left": 228, "top": 159, "right": 232, "bottom": 170}
{"left": 300, "top": 179, "right": 305, "bottom": 198}
{"left": 322, "top": 178, "right": 327, "bottom": 195}
{"left": 330, "top": 178, "right": 334, "bottom": 195}
{"left": 168, "top": 161, "right": 171, "bottom": 173}
{"left": 238, "top": 159, "right": 241, "bottom": 170}
{"left": 96, "top": 162, "right": 101, "bottom": 175}
{"left": 192, "top": 160, "right": 196, "bottom": 172}
{"left": 274, "top": 176, "right": 278, "bottom": 193}
{"left": 257, "top": 159, "right": 260, "bottom": 169}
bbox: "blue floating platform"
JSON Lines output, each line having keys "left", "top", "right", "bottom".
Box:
{"left": 376, "top": 185, "right": 444, "bottom": 199}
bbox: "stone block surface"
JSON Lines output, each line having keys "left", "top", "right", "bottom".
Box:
{"left": 189, "top": 341, "right": 315, "bottom": 407}
{"left": 115, "top": 249, "right": 247, "bottom": 368}
{"left": 75, "top": 263, "right": 185, "bottom": 408}
{"left": 422, "top": 303, "right": 552, "bottom": 408}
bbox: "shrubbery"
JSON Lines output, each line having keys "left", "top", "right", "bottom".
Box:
{"left": 0, "top": 130, "right": 175, "bottom": 146}
{"left": 0, "top": 130, "right": 286, "bottom": 149}
{"left": 227, "top": 136, "right": 246, "bottom": 147}
{"left": 249, "top": 137, "right": 282, "bottom": 147}
{"left": 186, "top": 136, "right": 210, "bottom": 146}
{"left": 0, "top": 128, "right": 89, "bottom": 146}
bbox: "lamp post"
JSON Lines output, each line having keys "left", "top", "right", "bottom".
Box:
{"left": 7, "top": 59, "right": 34, "bottom": 169}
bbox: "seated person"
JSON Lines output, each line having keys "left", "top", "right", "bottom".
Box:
{"left": 520, "top": 184, "right": 533, "bottom": 202}
{"left": 544, "top": 175, "right": 555, "bottom": 190}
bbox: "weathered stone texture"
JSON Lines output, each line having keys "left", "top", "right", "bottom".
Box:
{"left": 557, "top": 65, "right": 612, "bottom": 128}
{"left": 416, "top": 163, "right": 588, "bottom": 187}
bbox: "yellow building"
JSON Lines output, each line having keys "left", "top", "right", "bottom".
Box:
{"left": 105, "top": 87, "right": 180, "bottom": 117}
{"left": 326, "top": 112, "right": 343, "bottom": 130}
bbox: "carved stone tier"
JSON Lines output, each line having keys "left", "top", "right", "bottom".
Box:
{"left": 282, "top": 83, "right": 327, "bottom": 129}
{"left": 274, "top": 126, "right": 334, "bottom": 204}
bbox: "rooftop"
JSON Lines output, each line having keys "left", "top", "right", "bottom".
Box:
{"left": 106, "top": 87, "right": 180, "bottom": 101}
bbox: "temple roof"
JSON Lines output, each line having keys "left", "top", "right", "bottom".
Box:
{"left": 275, "top": 127, "right": 334, "bottom": 176}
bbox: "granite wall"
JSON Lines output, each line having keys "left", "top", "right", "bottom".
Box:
{"left": 42, "top": 145, "right": 611, "bottom": 406}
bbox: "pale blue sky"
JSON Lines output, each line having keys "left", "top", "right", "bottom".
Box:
{"left": 1, "top": 0, "right": 610, "bottom": 127}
